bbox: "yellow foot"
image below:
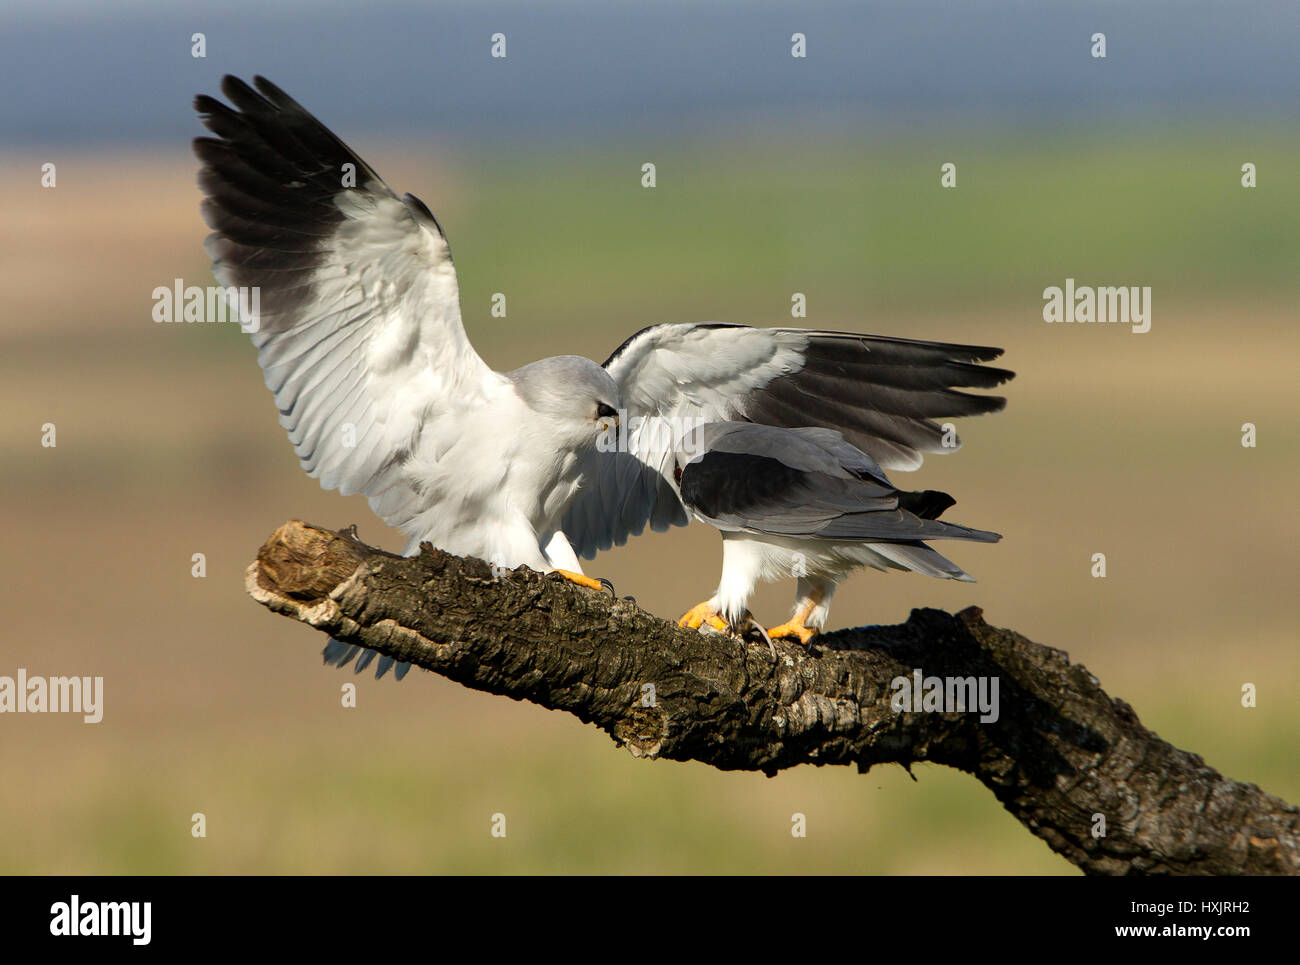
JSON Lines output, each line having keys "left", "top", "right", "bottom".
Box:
{"left": 554, "top": 569, "right": 615, "bottom": 595}
{"left": 677, "top": 601, "right": 730, "bottom": 633}
{"left": 766, "top": 620, "right": 818, "bottom": 645}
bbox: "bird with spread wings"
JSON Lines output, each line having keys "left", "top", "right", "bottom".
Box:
{"left": 194, "top": 75, "right": 1012, "bottom": 678}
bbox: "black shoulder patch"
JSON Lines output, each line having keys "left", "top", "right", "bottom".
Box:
{"left": 679, "top": 449, "right": 806, "bottom": 519}
{"left": 402, "top": 192, "right": 447, "bottom": 241}
{"left": 601, "top": 324, "right": 661, "bottom": 369}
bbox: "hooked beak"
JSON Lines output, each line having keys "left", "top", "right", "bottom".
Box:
{"left": 595, "top": 403, "right": 620, "bottom": 433}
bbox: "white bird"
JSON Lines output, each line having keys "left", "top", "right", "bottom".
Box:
{"left": 194, "top": 75, "right": 1012, "bottom": 677}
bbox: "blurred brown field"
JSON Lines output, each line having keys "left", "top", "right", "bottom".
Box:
{"left": 0, "top": 147, "right": 1296, "bottom": 874}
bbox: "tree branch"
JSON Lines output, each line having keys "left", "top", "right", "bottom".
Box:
{"left": 246, "top": 520, "right": 1299, "bottom": 875}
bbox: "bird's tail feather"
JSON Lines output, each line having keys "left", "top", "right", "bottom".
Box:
{"left": 871, "top": 543, "right": 977, "bottom": 582}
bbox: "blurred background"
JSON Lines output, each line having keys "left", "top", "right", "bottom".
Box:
{"left": 1, "top": 0, "right": 1297, "bottom": 874}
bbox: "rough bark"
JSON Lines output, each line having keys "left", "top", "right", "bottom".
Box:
{"left": 246, "top": 519, "right": 1299, "bottom": 876}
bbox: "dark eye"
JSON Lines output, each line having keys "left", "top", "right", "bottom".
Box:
{"left": 596, "top": 402, "right": 617, "bottom": 419}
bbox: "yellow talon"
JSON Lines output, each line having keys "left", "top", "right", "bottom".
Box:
{"left": 554, "top": 569, "right": 608, "bottom": 593}
{"left": 766, "top": 620, "right": 818, "bottom": 645}
{"left": 768, "top": 592, "right": 822, "bottom": 645}
{"left": 677, "top": 601, "right": 729, "bottom": 633}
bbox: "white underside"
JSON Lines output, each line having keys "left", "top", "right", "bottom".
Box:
{"left": 392, "top": 389, "right": 599, "bottom": 575}
{"left": 711, "top": 532, "right": 973, "bottom": 628}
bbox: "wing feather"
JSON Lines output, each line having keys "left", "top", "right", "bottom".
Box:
{"left": 562, "top": 323, "right": 1011, "bottom": 558}
{"left": 194, "top": 74, "right": 499, "bottom": 514}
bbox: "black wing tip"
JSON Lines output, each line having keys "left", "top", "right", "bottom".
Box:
{"left": 969, "top": 393, "right": 1008, "bottom": 414}
{"left": 928, "top": 341, "right": 1006, "bottom": 364}
{"left": 218, "top": 73, "right": 256, "bottom": 102}
{"left": 194, "top": 79, "right": 255, "bottom": 130}
{"left": 924, "top": 391, "right": 1008, "bottom": 419}
{"left": 251, "top": 75, "right": 309, "bottom": 116}
{"left": 190, "top": 133, "right": 217, "bottom": 159}
{"left": 193, "top": 92, "right": 222, "bottom": 114}
{"left": 195, "top": 75, "right": 293, "bottom": 118}
{"left": 964, "top": 344, "right": 1005, "bottom": 362}
{"left": 226, "top": 72, "right": 272, "bottom": 94}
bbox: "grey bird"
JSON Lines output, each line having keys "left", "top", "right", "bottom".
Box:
{"left": 667, "top": 422, "right": 1000, "bottom": 646}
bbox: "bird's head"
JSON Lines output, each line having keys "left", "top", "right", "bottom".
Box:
{"left": 508, "top": 356, "right": 623, "bottom": 451}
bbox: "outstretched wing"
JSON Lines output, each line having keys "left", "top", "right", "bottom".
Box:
{"left": 604, "top": 323, "right": 1011, "bottom": 466}
{"left": 193, "top": 75, "right": 501, "bottom": 522}
{"left": 560, "top": 323, "right": 1012, "bottom": 558}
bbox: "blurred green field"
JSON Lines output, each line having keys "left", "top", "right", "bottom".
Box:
{"left": 448, "top": 126, "right": 1300, "bottom": 330}
{"left": 1, "top": 129, "right": 1296, "bottom": 874}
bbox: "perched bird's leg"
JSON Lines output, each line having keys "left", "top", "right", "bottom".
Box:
{"left": 677, "top": 600, "right": 730, "bottom": 633}
{"left": 767, "top": 593, "right": 822, "bottom": 645}
{"left": 554, "top": 569, "right": 616, "bottom": 597}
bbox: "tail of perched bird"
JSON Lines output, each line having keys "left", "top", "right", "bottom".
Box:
{"left": 867, "top": 541, "right": 981, "bottom": 582}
